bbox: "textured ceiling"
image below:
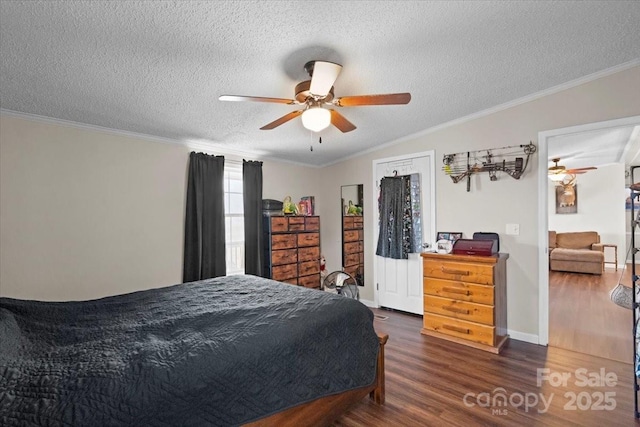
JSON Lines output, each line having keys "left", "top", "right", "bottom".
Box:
{"left": 1, "top": 1, "right": 639, "bottom": 166}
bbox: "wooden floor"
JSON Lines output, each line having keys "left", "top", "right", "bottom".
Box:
{"left": 549, "top": 266, "right": 633, "bottom": 363}
{"left": 334, "top": 308, "right": 639, "bottom": 426}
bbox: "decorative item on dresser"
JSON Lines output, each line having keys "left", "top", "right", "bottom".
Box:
{"left": 420, "top": 252, "right": 509, "bottom": 354}
{"left": 263, "top": 215, "right": 321, "bottom": 289}
{"left": 343, "top": 215, "right": 364, "bottom": 284}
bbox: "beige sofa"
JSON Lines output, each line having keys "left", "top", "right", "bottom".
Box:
{"left": 549, "top": 231, "right": 604, "bottom": 275}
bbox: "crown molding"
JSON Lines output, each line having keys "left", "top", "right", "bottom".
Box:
{"left": 320, "top": 59, "right": 640, "bottom": 168}
{"left": 3, "top": 59, "right": 638, "bottom": 169}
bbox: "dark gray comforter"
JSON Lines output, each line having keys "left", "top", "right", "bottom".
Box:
{"left": 0, "top": 275, "right": 379, "bottom": 426}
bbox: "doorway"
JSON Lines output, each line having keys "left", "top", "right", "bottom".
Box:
{"left": 372, "top": 151, "right": 436, "bottom": 315}
{"left": 538, "top": 116, "right": 640, "bottom": 356}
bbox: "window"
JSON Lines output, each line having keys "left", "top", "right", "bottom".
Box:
{"left": 224, "top": 164, "right": 244, "bottom": 275}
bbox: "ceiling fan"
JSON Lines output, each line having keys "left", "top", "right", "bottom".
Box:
{"left": 548, "top": 158, "right": 597, "bottom": 181}
{"left": 219, "top": 60, "right": 411, "bottom": 133}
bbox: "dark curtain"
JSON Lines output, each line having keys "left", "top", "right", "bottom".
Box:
{"left": 243, "top": 160, "right": 264, "bottom": 276}
{"left": 183, "top": 152, "right": 226, "bottom": 282}
{"left": 376, "top": 176, "right": 414, "bottom": 259}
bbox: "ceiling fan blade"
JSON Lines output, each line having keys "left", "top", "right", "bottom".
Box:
{"left": 569, "top": 166, "right": 598, "bottom": 171}
{"left": 219, "top": 95, "right": 296, "bottom": 104}
{"left": 330, "top": 110, "right": 356, "bottom": 133}
{"left": 335, "top": 93, "right": 411, "bottom": 107}
{"left": 309, "top": 61, "right": 342, "bottom": 97}
{"left": 565, "top": 168, "right": 597, "bottom": 174}
{"left": 260, "top": 110, "right": 303, "bottom": 130}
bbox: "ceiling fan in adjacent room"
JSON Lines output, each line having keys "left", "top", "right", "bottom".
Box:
{"left": 548, "top": 158, "right": 597, "bottom": 182}
{"left": 219, "top": 60, "right": 411, "bottom": 133}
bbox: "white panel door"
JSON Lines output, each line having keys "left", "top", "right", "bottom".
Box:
{"left": 373, "top": 152, "right": 435, "bottom": 315}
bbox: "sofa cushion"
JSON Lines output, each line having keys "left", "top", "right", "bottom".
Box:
{"left": 550, "top": 248, "right": 604, "bottom": 262}
{"left": 549, "top": 230, "right": 557, "bottom": 249}
{"left": 555, "top": 231, "right": 600, "bottom": 250}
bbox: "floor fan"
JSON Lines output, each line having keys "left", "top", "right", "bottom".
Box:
{"left": 323, "top": 271, "right": 359, "bottom": 300}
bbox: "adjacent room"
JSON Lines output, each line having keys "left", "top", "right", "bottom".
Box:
{"left": 1, "top": 1, "right": 640, "bottom": 425}
{"left": 546, "top": 126, "right": 636, "bottom": 364}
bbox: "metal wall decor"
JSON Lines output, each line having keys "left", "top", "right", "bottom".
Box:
{"left": 442, "top": 142, "right": 537, "bottom": 192}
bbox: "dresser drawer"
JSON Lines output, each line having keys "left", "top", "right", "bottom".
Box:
{"left": 288, "top": 216, "right": 305, "bottom": 231}
{"left": 299, "top": 260, "right": 320, "bottom": 276}
{"left": 272, "top": 263, "right": 297, "bottom": 281}
{"left": 424, "top": 295, "right": 494, "bottom": 326}
{"left": 270, "top": 217, "right": 288, "bottom": 232}
{"left": 343, "top": 217, "right": 354, "bottom": 228}
{"left": 298, "top": 273, "right": 320, "bottom": 288}
{"left": 423, "top": 313, "right": 495, "bottom": 346}
{"left": 298, "top": 246, "right": 319, "bottom": 262}
{"left": 344, "top": 242, "right": 360, "bottom": 254}
{"left": 423, "top": 259, "right": 494, "bottom": 285}
{"left": 343, "top": 230, "right": 359, "bottom": 242}
{"left": 423, "top": 278, "right": 494, "bottom": 305}
{"left": 272, "top": 234, "right": 296, "bottom": 250}
{"left": 298, "top": 232, "right": 319, "bottom": 247}
{"left": 271, "top": 249, "right": 297, "bottom": 266}
{"left": 344, "top": 253, "right": 360, "bottom": 266}
{"left": 305, "top": 217, "right": 320, "bottom": 231}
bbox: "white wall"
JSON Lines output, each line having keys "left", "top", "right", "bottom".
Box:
{"left": 548, "top": 163, "right": 626, "bottom": 268}
{"left": 316, "top": 65, "right": 640, "bottom": 338}
{"left": 0, "top": 114, "right": 319, "bottom": 301}
{"left": 2, "top": 66, "right": 639, "bottom": 340}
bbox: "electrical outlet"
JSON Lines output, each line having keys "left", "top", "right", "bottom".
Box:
{"left": 506, "top": 223, "right": 520, "bottom": 236}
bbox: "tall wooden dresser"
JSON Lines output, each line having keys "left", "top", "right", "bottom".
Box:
{"left": 263, "top": 215, "right": 321, "bottom": 289}
{"left": 342, "top": 215, "right": 364, "bottom": 282}
{"left": 420, "top": 252, "right": 509, "bottom": 354}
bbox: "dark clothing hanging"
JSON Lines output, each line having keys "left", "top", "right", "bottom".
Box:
{"left": 242, "top": 160, "right": 264, "bottom": 276}
{"left": 183, "top": 152, "right": 226, "bottom": 282}
{"left": 376, "top": 175, "right": 414, "bottom": 259}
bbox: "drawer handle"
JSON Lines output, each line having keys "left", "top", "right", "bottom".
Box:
{"left": 442, "top": 286, "right": 470, "bottom": 296}
{"left": 442, "top": 306, "right": 470, "bottom": 315}
{"left": 442, "top": 267, "right": 470, "bottom": 276}
{"left": 442, "top": 324, "right": 470, "bottom": 334}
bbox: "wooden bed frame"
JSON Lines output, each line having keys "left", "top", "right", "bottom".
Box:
{"left": 245, "top": 332, "right": 389, "bottom": 426}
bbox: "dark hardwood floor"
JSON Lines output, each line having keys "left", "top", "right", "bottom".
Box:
{"left": 549, "top": 266, "right": 633, "bottom": 363}
{"left": 334, "top": 307, "right": 638, "bottom": 426}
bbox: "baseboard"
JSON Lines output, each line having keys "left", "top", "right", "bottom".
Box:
{"left": 507, "top": 329, "right": 539, "bottom": 345}
{"left": 362, "top": 305, "right": 542, "bottom": 344}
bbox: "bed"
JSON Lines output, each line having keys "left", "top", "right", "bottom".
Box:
{"left": 0, "top": 274, "right": 387, "bottom": 426}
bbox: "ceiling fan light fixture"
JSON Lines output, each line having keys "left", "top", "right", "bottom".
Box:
{"left": 301, "top": 107, "right": 331, "bottom": 132}
{"left": 548, "top": 173, "right": 566, "bottom": 182}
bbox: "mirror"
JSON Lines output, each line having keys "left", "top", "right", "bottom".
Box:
{"left": 341, "top": 184, "right": 364, "bottom": 286}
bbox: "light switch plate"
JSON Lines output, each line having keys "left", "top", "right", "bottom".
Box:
{"left": 506, "top": 223, "right": 520, "bottom": 235}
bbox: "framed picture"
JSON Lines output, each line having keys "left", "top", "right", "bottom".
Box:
{"left": 555, "top": 184, "right": 577, "bottom": 214}
{"left": 436, "top": 232, "right": 462, "bottom": 242}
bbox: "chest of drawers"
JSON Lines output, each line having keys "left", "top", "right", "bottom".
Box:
{"left": 420, "top": 252, "right": 509, "bottom": 354}
{"left": 342, "top": 216, "right": 364, "bottom": 282}
{"left": 263, "top": 215, "right": 321, "bottom": 289}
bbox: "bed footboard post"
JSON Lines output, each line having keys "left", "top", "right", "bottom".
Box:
{"left": 370, "top": 333, "right": 389, "bottom": 405}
